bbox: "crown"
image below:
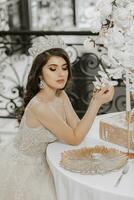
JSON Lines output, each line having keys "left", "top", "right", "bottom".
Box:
{"left": 28, "top": 36, "right": 67, "bottom": 58}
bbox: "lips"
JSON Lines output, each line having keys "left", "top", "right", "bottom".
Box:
{"left": 56, "top": 79, "right": 65, "bottom": 83}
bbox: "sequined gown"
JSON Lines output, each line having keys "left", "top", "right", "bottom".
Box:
{"left": 0, "top": 98, "right": 57, "bottom": 200}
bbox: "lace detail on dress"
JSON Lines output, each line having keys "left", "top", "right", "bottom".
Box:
{"left": 14, "top": 96, "right": 57, "bottom": 156}
{"left": 0, "top": 142, "right": 56, "bottom": 200}
{"left": 0, "top": 97, "right": 57, "bottom": 200}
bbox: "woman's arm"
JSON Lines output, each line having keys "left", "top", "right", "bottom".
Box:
{"left": 32, "top": 86, "right": 114, "bottom": 145}
{"left": 61, "top": 87, "right": 111, "bottom": 144}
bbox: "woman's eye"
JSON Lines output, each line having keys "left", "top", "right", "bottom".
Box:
{"left": 49, "top": 66, "right": 68, "bottom": 71}
{"left": 62, "top": 66, "right": 68, "bottom": 70}
{"left": 49, "top": 68, "right": 56, "bottom": 71}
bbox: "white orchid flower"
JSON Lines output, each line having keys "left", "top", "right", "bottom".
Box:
{"left": 113, "top": 7, "right": 133, "bottom": 30}
{"left": 96, "top": 0, "right": 113, "bottom": 21}
{"left": 86, "top": 0, "right": 134, "bottom": 90}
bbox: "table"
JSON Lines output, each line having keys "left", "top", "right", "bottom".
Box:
{"left": 46, "top": 113, "right": 134, "bottom": 200}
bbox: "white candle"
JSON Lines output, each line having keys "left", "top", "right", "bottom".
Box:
{"left": 126, "top": 71, "right": 131, "bottom": 112}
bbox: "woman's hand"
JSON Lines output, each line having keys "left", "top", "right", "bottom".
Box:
{"left": 92, "top": 86, "right": 115, "bottom": 106}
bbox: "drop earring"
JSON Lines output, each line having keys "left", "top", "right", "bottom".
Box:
{"left": 39, "top": 78, "right": 45, "bottom": 89}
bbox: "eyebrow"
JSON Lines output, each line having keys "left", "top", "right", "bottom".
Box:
{"left": 48, "top": 63, "right": 68, "bottom": 67}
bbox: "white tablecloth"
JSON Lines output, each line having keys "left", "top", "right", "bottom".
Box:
{"left": 46, "top": 113, "right": 134, "bottom": 200}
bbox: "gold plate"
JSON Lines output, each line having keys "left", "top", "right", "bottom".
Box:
{"left": 60, "top": 146, "right": 128, "bottom": 175}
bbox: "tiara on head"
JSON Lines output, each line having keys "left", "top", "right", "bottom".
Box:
{"left": 28, "top": 36, "right": 67, "bottom": 58}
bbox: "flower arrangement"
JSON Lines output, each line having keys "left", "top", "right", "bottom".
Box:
{"left": 84, "top": 0, "right": 134, "bottom": 110}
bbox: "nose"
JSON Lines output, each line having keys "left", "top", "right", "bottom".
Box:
{"left": 58, "top": 68, "right": 65, "bottom": 77}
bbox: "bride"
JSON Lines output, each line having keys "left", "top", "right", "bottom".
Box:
{"left": 0, "top": 36, "right": 114, "bottom": 199}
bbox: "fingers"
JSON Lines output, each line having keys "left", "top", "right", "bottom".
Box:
{"left": 103, "top": 86, "right": 114, "bottom": 102}
{"left": 92, "top": 88, "right": 100, "bottom": 99}
{"left": 106, "top": 86, "right": 115, "bottom": 96}
{"left": 98, "top": 86, "right": 109, "bottom": 95}
{"left": 100, "top": 86, "right": 114, "bottom": 95}
{"left": 93, "top": 86, "right": 114, "bottom": 102}
{"left": 92, "top": 86, "right": 109, "bottom": 98}
{"left": 93, "top": 88, "right": 101, "bottom": 94}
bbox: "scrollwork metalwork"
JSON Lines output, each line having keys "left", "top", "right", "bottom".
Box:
{"left": 0, "top": 43, "right": 31, "bottom": 117}
{"left": 115, "top": 95, "right": 126, "bottom": 112}
{"left": 66, "top": 46, "right": 78, "bottom": 64}
{"left": 80, "top": 53, "right": 99, "bottom": 76}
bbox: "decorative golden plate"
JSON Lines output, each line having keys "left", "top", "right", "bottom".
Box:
{"left": 60, "top": 146, "right": 128, "bottom": 175}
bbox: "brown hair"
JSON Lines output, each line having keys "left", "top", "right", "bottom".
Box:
{"left": 18, "top": 48, "right": 72, "bottom": 122}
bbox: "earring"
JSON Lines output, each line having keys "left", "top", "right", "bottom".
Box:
{"left": 39, "top": 79, "right": 45, "bottom": 89}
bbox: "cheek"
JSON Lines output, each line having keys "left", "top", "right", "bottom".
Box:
{"left": 65, "top": 70, "right": 69, "bottom": 79}
{"left": 43, "top": 71, "right": 56, "bottom": 84}
{"left": 42, "top": 69, "right": 51, "bottom": 78}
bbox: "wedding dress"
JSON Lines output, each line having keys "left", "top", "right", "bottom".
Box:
{"left": 0, "top": 97, "right": 57, "bottom": 200}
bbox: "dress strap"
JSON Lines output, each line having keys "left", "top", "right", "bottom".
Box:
{"left": 20, "top": 96, "right": 40, "bottom": 127}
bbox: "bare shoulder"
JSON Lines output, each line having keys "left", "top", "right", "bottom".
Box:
{"left": 30, "top": 96, "right": 50, "bottom": 116}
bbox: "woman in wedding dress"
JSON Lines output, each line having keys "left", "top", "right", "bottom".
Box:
{"left": 0, "top": 36, "right": 114, "bottom": 200}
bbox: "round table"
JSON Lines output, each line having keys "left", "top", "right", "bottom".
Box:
{"left": 46, "top": 113, "right": 134, "bottom": 200}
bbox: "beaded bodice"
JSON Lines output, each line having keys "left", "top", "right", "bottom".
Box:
{"left": 14, "top": 98, "right": 57, "bottom": 156}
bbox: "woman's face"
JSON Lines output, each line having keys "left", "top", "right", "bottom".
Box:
{"left": 42, "top": 56, "right": 69, "bottom": 90}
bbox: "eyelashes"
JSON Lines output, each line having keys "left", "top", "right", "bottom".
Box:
{"left": 62, "top": 67, "right": 68, "bottom": 71}
{"left": 49, "top": 67, "right": 68, "bottom": 71}
{"left": 49, "top": 68, "right": 56, "bottom": 71}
